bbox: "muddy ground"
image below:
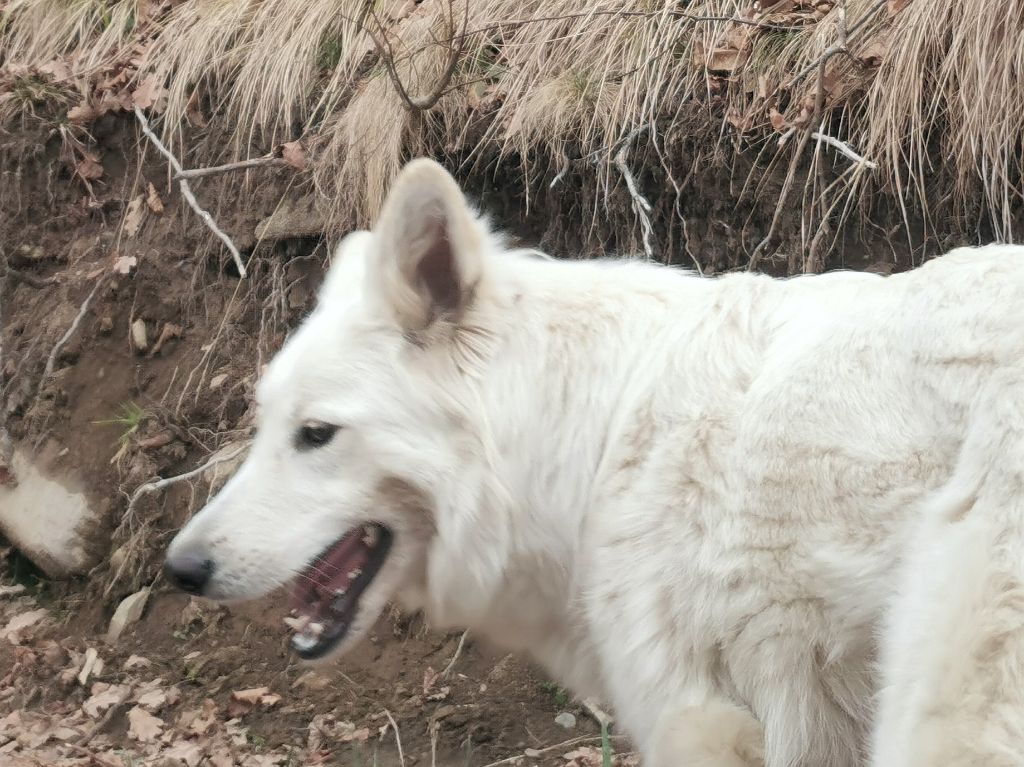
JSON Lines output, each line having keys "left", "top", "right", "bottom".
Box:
{"left": 0, "top": 106, "right": 947, "bottom": 767}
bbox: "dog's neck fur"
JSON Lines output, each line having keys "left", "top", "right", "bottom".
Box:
{"left": 423, "top": 251, "right": 758, "bottom": 697}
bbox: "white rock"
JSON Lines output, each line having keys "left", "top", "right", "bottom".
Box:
{"left": 554, "top": 712, "right": 577, "bottom": 729}
{"left": 130, "top": 318, "right": 148, "bottom": 351}
{"left": 107, "top": 588, "right": 151, "bottom": 642}
{"left": 0, "top": 449, "right": 99, "bottom": 577}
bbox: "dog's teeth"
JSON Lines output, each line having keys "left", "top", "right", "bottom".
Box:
{"left": 334, "top": 588, "right": 346, "bottom": 596}
{"left": 308, "top": 622, "right": 325, "bottom": 637}
{"left": 361, "top": 525, "right": 378, "bottom": 547}
{"left": 283, "top": 615, "right": 310, "bottom": 632}
{"left": 347, "top": 568, "right": 363, "bottom": 580}
{"left": 291, "top": 633, "right": 319, "bottom": 653}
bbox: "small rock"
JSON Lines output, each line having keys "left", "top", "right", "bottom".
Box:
{"left": 554, "top": 712, "right": 577, "bottom": 729}
{"left": 107, "top": 588, "right": 150, "bottom": 642}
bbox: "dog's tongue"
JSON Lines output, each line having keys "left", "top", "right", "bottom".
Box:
{"left": 290, "top": 528, "right": 373, "bottom": 614}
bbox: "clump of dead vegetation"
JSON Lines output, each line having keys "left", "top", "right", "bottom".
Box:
{"left": 2, "top": 0, "right": 1022, "bottom": 270}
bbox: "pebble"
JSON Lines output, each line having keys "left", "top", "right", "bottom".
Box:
{"left": 554, "top": 711, "right": 576, "bottom": 729}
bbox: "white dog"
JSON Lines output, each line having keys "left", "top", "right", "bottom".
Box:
{"left": 166, "top": 158, "right": 1024, "bottom": 766}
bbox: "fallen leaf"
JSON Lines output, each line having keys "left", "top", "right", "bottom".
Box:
{"left": 112, "top": 254, "right": 137, "bottom": 275}
{"left": 67, "top": 103, "right": 98, "bottom": 124}
{"left": 127, "top": 705, "right": 163, "bottom": 741}
{"left": 422, "top": 666, "right": 439, "bottom": 695}
{"left": 280, "top": 141, "right": 306, "bottom": 170}
{"left": 1, "top": 609, "right": 48, "bottom": 645}
{"left": 82, "top": 684, "right": 131, "bottom": 718}
{"left": 164, "top": 740, "right": 205, "bottom": 767}
{"left": 769, "top": 107, "right": 788, "bottom": 131}
{"left": 707, "top": 47, "right": 744, "bottom": 74}
{"left": 40, "top": 58, "right": 71, "bottom": 81}
{"left": 231, "top": 687, "right": 271, "bottom": 705}
{"left": 122, "top": 194, "right": 146, "bottom": 237}
{"left": 132, "top": 75, "right": 165, "bottom": 110}
{"left": 76, "top": 154, "right": 104, "bottom": 181}
{"left": 146, "top": 182, "right": 164, "bottom": 213}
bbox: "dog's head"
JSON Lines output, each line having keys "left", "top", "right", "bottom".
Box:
{"left": 165, "top": 158, "right": 512, "bottom": 660}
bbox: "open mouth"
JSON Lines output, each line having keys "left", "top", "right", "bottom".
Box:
{"left": 286, "top": 522, "right": 393, "bottom": 659}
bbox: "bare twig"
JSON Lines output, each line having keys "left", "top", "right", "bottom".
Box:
{"left": 363, "top": 0, "right": 469, "bottom": 113}
{"left": 174, "top": 155, "right": 290, "bottom": 180}
{"left": 811, "top": 131, "right": 877, "bottom": 169}
{"left": 478, "top": 734, "right": 628, "bottom": 767}
{"left": 124, "top": 444, "right": 247, "bottom": 519}
{"left": 613, "top": 126, "right": 655, "bottom": 260}
{"left": 3, "top": 264, "right": 54, "bottom": 289}
{"left": 441, "top": 630, "right": 468, "bottom": 679}
{"left": 133, "top": 107, "right": 247, "bottom": 278}
{"left": 383, "top": 709, "right": 406, "bottom": 767}
{"left": 750, "top": 0, "right": 878, "bottom": 270}
{"left": 39, "top": 275, "right": 105, "bottom": 393}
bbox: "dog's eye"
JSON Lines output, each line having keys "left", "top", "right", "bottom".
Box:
{"left": 296, "top": 420, "right": 340, "bottom": 450}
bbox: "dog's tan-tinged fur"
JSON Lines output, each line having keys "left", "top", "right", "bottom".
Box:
{"left": 168, "top": 159, "right": 1024, "bottom": 766}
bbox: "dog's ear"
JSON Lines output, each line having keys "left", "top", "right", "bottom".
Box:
{"left": 371, "top": 158, "right": 483, "bottom": 331}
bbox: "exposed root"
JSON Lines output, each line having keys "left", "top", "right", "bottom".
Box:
{"left": 39, "top": 275, "right": 106, "bottom": 394}
{"left": 133, "top": 107, "right": 248, "bottom": 278}
{"left": 441, "top": 630, "right": 468, "bottom": 679}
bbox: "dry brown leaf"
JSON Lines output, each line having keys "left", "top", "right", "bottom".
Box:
{"left": 82, "top": 684, "right": 131, "bottom": 718}
{"left": 888, "top": 0, "right": 910, "bottom": 12}
{"left": 123, "top": 195, "right": 146, "bottom": 237}
{"left": 146, "top": 182, "right": 164, "bottom": 213}
{"left": 422, "top": 666, "right": 439, "bottom": 695}
{"left": 40, "top": 58, "right": 71, "bottom": 81}
{"left": 1, "top": 608, "right": 48, "bottom": 644}
{"left": 76, "top": 154, "right": 104, "bottom": 181}
{"left": 112, "top": 254, "right": 137, "bottom": 275}
{"left": 769, "top": 107, "right": 788, "bottom": 131}
{"left": 164, "top": 740, "right": 205, "bottom": 767}
{"left": 231, "top": 687, "right": 271, "bottom": 705}
{"left": 127, "top": 705, "right": 163, "bottom": 742}
{"left": 132, "top": 75, "right": 165, "bottom": 110}
{"left": 707, "top": 48, "right": 743, "bottom": 74}
{"left": 67, "top": 103, "right": 98, "bottom": 124}
{"left": 279, "top": 141, "right": 306, "bottom": 170}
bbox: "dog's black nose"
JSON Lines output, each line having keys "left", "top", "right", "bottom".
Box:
{"left": 164, "top": 552, "right": 215, "bottom": 595}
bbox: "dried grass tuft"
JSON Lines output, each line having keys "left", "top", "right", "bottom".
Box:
{"left": 3, "top": 0, "right": 1023, "bottom": 266}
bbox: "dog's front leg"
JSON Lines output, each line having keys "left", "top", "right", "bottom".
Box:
{"left": 648, "top": 699, "right": 765, "bottom": 767}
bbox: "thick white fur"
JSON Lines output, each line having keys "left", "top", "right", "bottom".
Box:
{"left": 167, "top": 158, "right": 1024, "bottom": 766}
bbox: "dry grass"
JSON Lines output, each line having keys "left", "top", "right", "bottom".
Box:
{"left": 2, "top": 0, "right": 1023, "bottom": 268}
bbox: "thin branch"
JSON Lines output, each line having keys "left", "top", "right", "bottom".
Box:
{"left": 613, "top": 126, "right": 655, "bottom": 260}
{"left": 811, "top": 131, "right": 877, "bottom": 169}
{"left": 441, "top": 630, "right": 468, "bottom": 679}
{"left": 39, "top": 275, "right": 106, "bottom": 392}
{"left": 133, "top": 107, "right": 247, "bottom": 278}
{"left": 383, "top": 709, "right": 406, "bottom": 767}
{"left": 750, "top": 0, "right": 879, "bottom": 270}
{"left": 3, "top": 265, "right": 54, "bottom": 289}
{"left": 454, "top": 10, "right": 811, "bottom": 44}
{"left": 478, "top": 735, "right": 629, "bottom": 767}
{"left": 174, "top": 155, "right": 290, "bottom": 180}
{"left": 125, "top": 444, "right": 247, "bottom": 518}
{"left": 364, "top": 0, "right": 469, "bottom": 113}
